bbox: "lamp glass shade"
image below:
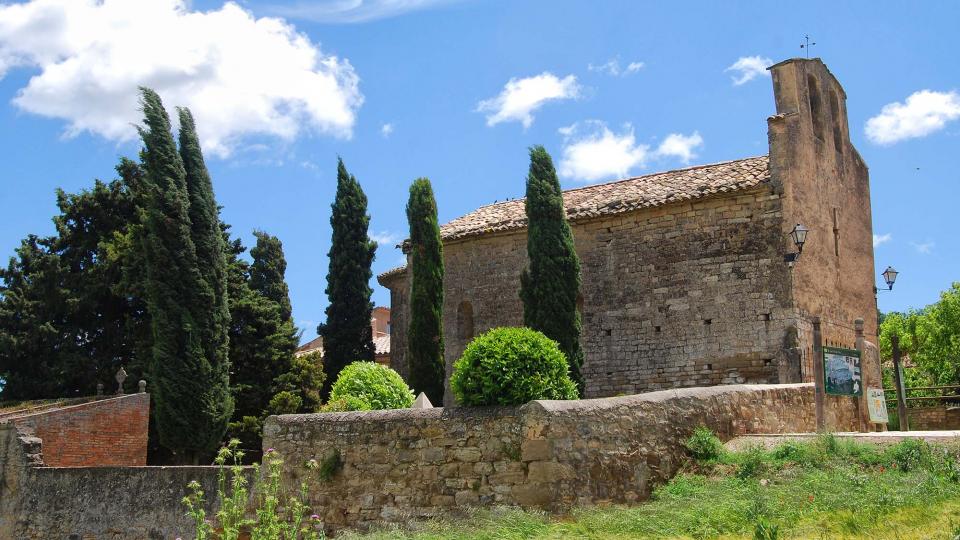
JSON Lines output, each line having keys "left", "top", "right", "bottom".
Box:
{"left": 790, "top": 224, "right": 809, "bottom": 251}
{"left": 882, "top": 266, "right": 898, "bottom": 288}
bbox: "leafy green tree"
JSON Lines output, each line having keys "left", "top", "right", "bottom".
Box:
{"left": 178, "top": 107, "right": 231, "bottom": 402}
{"left": 519, "top": 145, "right": 584, "bottom": 395}
{"left": 880, "top": 283, "right": 960, "bottom": 388}
{"left": 0, "top": 162, "right": 149, "bottom": 400}
{"left": 250, "top": 231, "right": 294, "bottom": 322}
{"left": 137, "top": 87, "right": 230, "bottom": 462}
{"left": 318, "top": 158, "right": 376, "bottom": 398}
{"left": 405, "top": 178, "right": 445, "bottom": 403}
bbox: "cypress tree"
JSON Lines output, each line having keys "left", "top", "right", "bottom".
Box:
{"left": 519, "top": 145, "right": 584, "bottom": 395}
{"left": 137, "top": 88, "right": 229, "bottom": 462}
{"left": 318, "top": 158, "right": 376, "bottom": 398}
{"left": 405, "top": 178, "right": 445, "bottom": 403}
{"left": 177, "top": 107, "right": 233, "bottom": 436}
{"left": 250, "top": 230, "right": 294, "bottom": 322}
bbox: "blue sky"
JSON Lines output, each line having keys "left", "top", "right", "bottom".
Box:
{"left": 1, "top": 0, "right": 957, "bottom": 341}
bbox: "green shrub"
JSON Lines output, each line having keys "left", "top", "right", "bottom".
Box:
{"left": 737, "top": 445, "right": 768, "bottom": 479}
{"left": 887, "top": 438, "right": 929, "bottom": 472}
{"left": 449, "top": 327, "right": 579, "bottom": 406}
{"left": 268, "top": 391, "right": 303, "bottom": 415}
{"left": 319, "top": 395, "right": 372, "bottom": 412}
{"left": 329, "top": 362, "right": 414, "bottom": 410}
{"left": 685, "top": 426, "right": 724, "bottom": 462}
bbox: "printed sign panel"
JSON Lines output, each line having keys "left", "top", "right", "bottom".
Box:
{"left": 867, "top": 388, "right": 889, "bottom": 423}
{"left": 823, "top": 346, "right": 862, "bottom": 396}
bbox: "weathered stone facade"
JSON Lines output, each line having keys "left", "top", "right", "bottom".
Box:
{"left": 263, "top": 383, "right": 859, "bottom": 533}
{"left": 380, "top": 58, "right": 879, "bottom": 407}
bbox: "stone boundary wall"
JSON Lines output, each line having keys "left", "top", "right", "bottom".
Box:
{"left": 906, "top": 405, "right": 960, "bottom": 431}
{"left": 7, "top": 393, "right": 150, "bottom": 466}
{"left": 264, "top": 383, "right": 858, "bottom": 532}
{"left": 0, "top": 421, "right": 244, "bottom": 539}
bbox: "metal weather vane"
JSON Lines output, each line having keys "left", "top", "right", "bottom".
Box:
{"left": 801, "top": 34, "right": 816, "bottom": 58}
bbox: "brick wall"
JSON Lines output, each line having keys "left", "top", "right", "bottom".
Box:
{"left": 263, "top": 383, "right": 859, "bottom": 533}
{"left": 906, "top": 406, "right": 960, "bottom": 431}
{"left": 9, "top": 393, "right": 149, "bottom": 466}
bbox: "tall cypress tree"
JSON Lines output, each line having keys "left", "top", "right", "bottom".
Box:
{"left": 318, "top": 158, "right": 376, "bottom": 397}
{"left": 519, "top": 145, "right": 584, "bottom": 395}
{"left": 137, "top": 88, "right": 230, "bottom": 462}
{"left": 177, "top": 107, "right": 233, "bottom": 434}
{"left": 250, "top": 230, "right": 294, "bottom": 322}
{"left": 406, "top": 178, "right": 445, "bottom": 403}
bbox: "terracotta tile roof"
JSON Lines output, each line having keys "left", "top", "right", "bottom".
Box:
{"left": 374, "top": 335, "right": 391, "bottom": 356}
{"left": 439, "top": 155, "right": 770, "bottom": 242}
{"left": 377, "top": 265, "right": 407, "bottom": 281}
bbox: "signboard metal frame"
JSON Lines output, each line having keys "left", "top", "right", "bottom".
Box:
{"left": 823, "top": 346, "right": 863, "bottom": 397}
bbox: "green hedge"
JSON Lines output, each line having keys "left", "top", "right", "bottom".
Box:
{"left": 450, "top": 327, "right": 578, "bottom": 406}
{"left": 327, "top": 362, "right": 414, "bottom": 411}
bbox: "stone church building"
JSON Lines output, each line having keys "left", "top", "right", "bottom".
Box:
{"left": 379, "top": 58, "right": 880, "bottom": 405}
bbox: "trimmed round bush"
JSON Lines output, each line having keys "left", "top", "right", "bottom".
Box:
{"left": 450, "top": 327, "right": 579, "bottom": 406}
{"left": 328, "top": 361, "right": 414, "bottom": 410}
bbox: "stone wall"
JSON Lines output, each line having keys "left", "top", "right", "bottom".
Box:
{"left": 905, "top": 406, "right": 960, "bottom": 431}
{"left": 263, "top": 383, "right": 858, "bottom": 532}
{"left": 385, "top": 184, "right": 794, "bottom": 404}
{"left": 0, "top": 421, "right": 246, "bottom": 539}
{"left": 7, "top": 393, "right": 149, "bottom": 466}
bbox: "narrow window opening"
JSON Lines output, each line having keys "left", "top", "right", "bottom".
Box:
{"left": 829, "top": 89, "right": 844, "bottom": 154}
{"left": 762, "top": 313, "right": 771, "bottom": 322}
{"left": 807, "top": 75, "right": 825, "bottom": 140}
{"left": 604, "top": 328, "right": 612, "bottom": 336}
{"left": 456, "top": 300, "right": 474, "bottom": 342}
{"left": 706, "top": 363, "right": 713, "bottom": 371}
{"left": 764, "top": 359, "right": 773, "bottom": 367}
{"left": 654, "top": 325, "right": 661, "bottom": 333}
{"left": 703, "top": 318, "right": 712, "bottom": 326}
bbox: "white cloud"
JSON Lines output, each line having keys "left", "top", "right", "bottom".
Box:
{"left": 558, "top": 122, "right": 649, "bottom": 182}
{"left": 267, "top": 0, "right": 461, "bottom": 23}
{"left": 873, "top": 233, "right": 892, "bottom": 248}
{"left": 655, "top": 132, "right": 703, "bottom": 163}
{"left": 370, "top": 230, "right": 400, "bottom": 247}
{"left": 380, "top": 123, "right": 394, "bottom": 137}
{"left": 0, "top": 0, "right": 363, "bottom": 158}
{"left": 558, "top": 122, "right": 705, "bottom": 182}
{"left": 911, "top": 240, "right": 935, "bottom": 255}
{"left": 865, "top": 90, "right": 960, "bottom": 145}
{"left": 587, "top": 58, "right": 644, "bottom": 77}
{"left": 725, "top": 56, "right": 772, "bottom": 86}
{"left": 476, "top": 72, "right": 580, "bottom": 128}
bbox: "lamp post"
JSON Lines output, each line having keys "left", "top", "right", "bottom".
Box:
{"left": 784, "top": 223, "right": 809, "bottom": 267}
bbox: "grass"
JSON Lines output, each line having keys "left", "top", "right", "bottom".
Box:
{"left": 339, "top": 434, "right": 960, "bottom": 540}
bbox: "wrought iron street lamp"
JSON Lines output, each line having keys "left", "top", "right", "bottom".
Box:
{"left": 784, "top": 223, "right": 809, "bottom": 267}
{"left": 881, "top": 266, "right": 898, "bottom": 291}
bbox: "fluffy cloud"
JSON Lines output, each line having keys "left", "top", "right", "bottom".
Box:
{"left": 725, "top": 56, "right": 772, "bottom": 86}
{"left": 381, "top": 123, "right": 394, "bottom": 137}
{"left": 655, "top": 132, "right": 703, "bottom": 163}
{"left": 558, "top": 122, "right": 704, "bottom": 182}
{"left": 267, "top": 0, "right": 461, "bottom": 23}
{"left": 873, "top": 233, "right": 892, "bottom": 248}
{"left": 370, "top": 230, "right": 401, "bottom": 247}
{"left": 0, "top": 0, "right": 363, "bottom": 157}
{"left": 865, "top": 90, "right": 960, "bottom": 145}
{"left": 587, "top": 58, "right": 644, "bottom": 77}
{"left": 476, "top": 72, "right": 580, "bottom": 128}
{"left": 911, "top": 240, "right": 935, "bottom": 255}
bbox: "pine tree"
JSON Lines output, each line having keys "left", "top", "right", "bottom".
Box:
{"left": 137, "top": 88, "right": 230, "bottom": 462}
{"left": 250, "top": 230, "right": 294, "bottom": 322}
{"left": 318, "top": 158, "right": 376, "bottom": 398}
{"left": 519, "top": 145, "right": 584, "bottom": 395}
{"left": 405, "top": 178, "right": 445, "bottom": 403}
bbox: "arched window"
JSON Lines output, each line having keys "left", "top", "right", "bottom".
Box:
{"left": 807, "top": 75, "right": 825, "bottom": 140}
{"left": 456, "top": 301, "right": 474, "bottom": 342}
{"left": 829, "top": 89, "right": 844, "bottom": 154}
